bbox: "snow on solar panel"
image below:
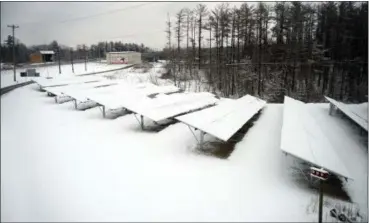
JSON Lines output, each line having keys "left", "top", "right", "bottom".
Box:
{"left": 125, "top": 92, "right": 219, "bottom": 122}
{"left": 280, "top": 96, "right": 352, "bottom": 179}
{"left": 43, "top": 80, "right": 117, "bottom": 96}
{"left": 175, "top": 94, "right": 266, "bottom": 142}
{"left": 325, "top": 96, "right": 368, "bottom": 131}
{"left": 86, "top": 84, "right": 180, "bottom": 110}
{"left": 52, "top": 80, "right": 119, "bottom": 97}
{"left": 34, "top": 76, "right": 76, "bottom": 87}
{"left": 40, "top": 76, "right": 104, "bottom": 88}
{"left": 63, "top": 82, "right": 128, "bottom": 102}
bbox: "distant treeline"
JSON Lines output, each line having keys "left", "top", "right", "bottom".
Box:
{"left": 0, "top": 37, "right": 156, "bottom": 64}
{"left": 163, "top": 2, "right": 368, "bottom": 103}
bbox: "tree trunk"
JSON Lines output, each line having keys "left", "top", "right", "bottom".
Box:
{"left": 198, "top": 15, "right": 202, "bottom": 69}
{"left": 209, "top": 26, "right": 212, "bottom": 85}
{"left": 340, "top": 64, "right": 345, "bottom": 100}
{"left": 258, "top": 12, "right": 262, "bottom": 96}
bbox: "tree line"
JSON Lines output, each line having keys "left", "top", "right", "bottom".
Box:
{"left": 164, "top": 2, "right": 368, "bottom": 103}
{"left": 0, "top": 37, "right": 153, "bottom": 64}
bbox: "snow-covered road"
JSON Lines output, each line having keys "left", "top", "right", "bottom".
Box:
{"left": 1, "top": 62, "right": 128, "bottom": 88}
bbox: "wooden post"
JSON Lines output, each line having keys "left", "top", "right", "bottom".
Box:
{"left": 102, "top": 105, "right": 106, "bottom": 118}
{"left": 58, "top": 47, "right": 61, "bottom": 74}
{"left": 55, "top": 96, "right": 58, "bottom": 103}
{"left": 71, "top": 49, "right": 74, "bottom": 73}
{"left": 74, "top": 100, "right": 78, "bottom": 110}
{"left": 140, "top": 115, "right": 144, "bottom": 130}
{"left": 318, "top": 180, "right": 324, "bottom": 223}
{"left": 310, "top": 167, "right": 328, "bottom": 223}
{"left": 329, "top": 103, "right": 333, "bottom": 115}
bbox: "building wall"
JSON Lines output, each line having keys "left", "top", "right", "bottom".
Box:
{"left": 29, "top": 53, "right": 54, "bottom": 63}
{"left": 106, "top": 52, "right": 142, "bottom": 64}
{"left": 29, "top": 53, "right": 43, "bottom": 63}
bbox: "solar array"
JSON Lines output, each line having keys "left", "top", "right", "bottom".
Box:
{"left": 34, "top": 75, "right": 364, "bottom": 182}
{"left": 176, "top": 95, "right": 266, "bottom": 142}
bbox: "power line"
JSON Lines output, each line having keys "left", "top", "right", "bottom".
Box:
{"left": 17, "top": 2, "right": 155, "bottom": 26}
{"left": 100, "top": 29, "right": 164, "bottom": 41}
{"left": 58, "top": 2, "right": 155, "bottom": 24}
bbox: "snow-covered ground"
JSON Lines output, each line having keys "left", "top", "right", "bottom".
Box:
{"left": 0, "top": 62, "right": 128, "bottom": 88}
{"left": 104, "top": 63, "right": 172, "bottom": 86}
{"left": 1, "top": 65, "right": 367, "bottom": 221}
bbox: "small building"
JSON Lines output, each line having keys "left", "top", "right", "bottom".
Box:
{"left": 106, "top": 51, "right": 141, "bottom": 65}
{"left": 29, "top": 50, "right": 55, "bottom": 63}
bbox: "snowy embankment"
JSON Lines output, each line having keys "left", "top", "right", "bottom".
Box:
{"left": 1, "top": 63, "right": 367, "bottom": 221}
{"left": 0, "top": 62, "right": 128, "bottom": 88}
{"left": 104, "top": 63, "right": 173, "bottom": 86}
{"left": 107, "top": 63, "right": 212, "bottom": 94}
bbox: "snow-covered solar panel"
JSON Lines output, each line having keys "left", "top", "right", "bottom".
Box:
{"left": 43, "top": 79, "right": 118, "bottom": 96}
{"left": 38, "top": 76, "right": 104, "bottom": 88}
{"left": 34, "top": 76, "right": 76, "bottom": 87}
{"left": 280, "top": 96, "right": 352, "bottom": 180}
{"left": 126, "top": 92, "right": 219, "bottom": 122}
{"left": 175, "top": 95, "right": 266, "bottom": 142}
{"left": 325, "top": 96, "right": 368, "bottom": 131}
{"left": 66, "top": 82, "right": 149, "bottom": 102}
{"left": 87, "top": 84, "right": 180, "bottom": 110}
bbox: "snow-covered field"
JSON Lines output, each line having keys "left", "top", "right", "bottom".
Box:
{"left": 1, "top": 65, "right": 367, "bottom": 221}
{"left": 0, "top": 62, "right": 128, "bottom": 88}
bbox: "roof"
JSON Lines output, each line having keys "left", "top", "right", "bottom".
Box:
{"left": 176, "top": 95, "right": 266, "bottom": 142}
{"left": 106, "top": 51, "right": 141, "bottom": 54}
{"left": 39, "top": 50, "right": 55, "bottom": 55}
{"left": 280, "top": 96, "right": 352, "bottom": 180}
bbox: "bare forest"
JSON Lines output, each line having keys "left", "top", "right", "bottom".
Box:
{"left": 164, "top": 2, "right": 368, "bottom": 103}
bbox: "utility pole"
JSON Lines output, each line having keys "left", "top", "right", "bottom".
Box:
{"left": 7, "top": 24, "right": 19, "bottom": 82}
{"left": 70, "top": 49, "right": 74, "bottom": 73}
{"left": 57, "top": 47, "right": 61, "bottom": 74}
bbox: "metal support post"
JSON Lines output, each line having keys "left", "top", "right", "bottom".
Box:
{"left": 140, "top": 115, "right": 144, "bottom": 130}
{"left": 74, "top": 99, "right": 78, "bottom": 110}
{"left": 199, "top": 131, "right": 204, "bottom": 150}
{"left": 318, "top": 180, "right": 324, "bottom": 223}
{"left": 55, "top": 96, "right": 58, "bottom": 103}
{"left": 102, "top": 105, "right": 106, "bottom": 118}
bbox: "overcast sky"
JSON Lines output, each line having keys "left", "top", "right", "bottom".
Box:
{"left": 1, "top": 2, "right": 262, "bottom": 50}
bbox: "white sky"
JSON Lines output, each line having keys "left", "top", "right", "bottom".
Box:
{"left": 1, "top": 1, "right": 263, "bottom": 50}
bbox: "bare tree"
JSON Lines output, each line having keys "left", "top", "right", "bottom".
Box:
{"left": 165, "top": 13, "right": 175, "bottom": 85}
{"left": 185, "top": 8, "right": 192, "bottom": 66}
{"left": 196, "top": 4, "right": 208, "bottom": 69}
{"left": 165, "top": 2, "right": 368, "bottom": 103}
{"left": 175, "top": 9, "right": 186, "bottom": 55}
